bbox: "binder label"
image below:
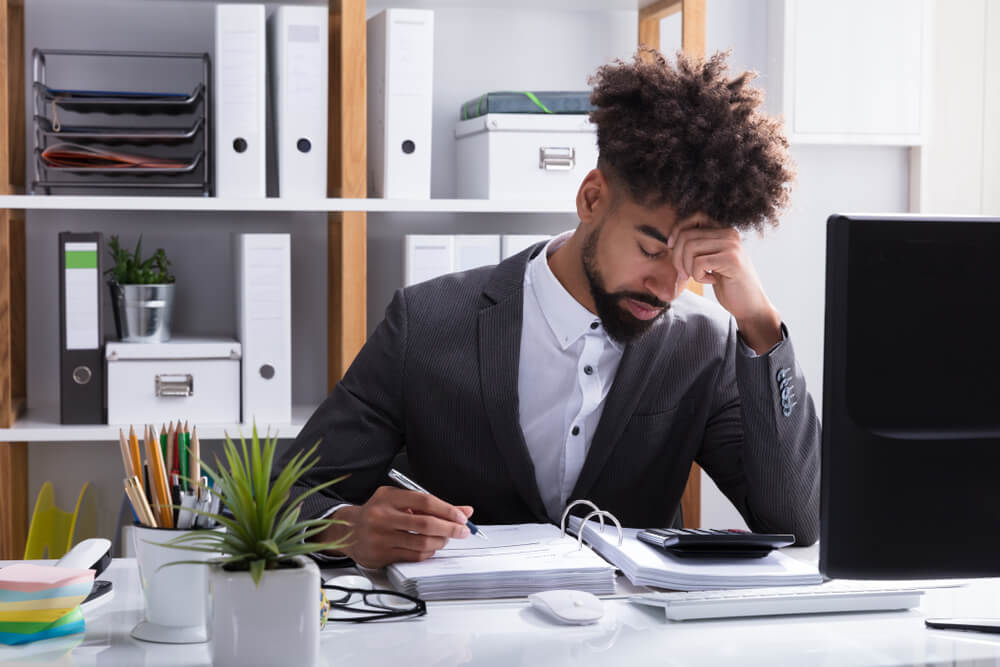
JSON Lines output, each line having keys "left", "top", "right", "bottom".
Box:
{"left": 64, "top": 242, "right": 99, "bottom": 350}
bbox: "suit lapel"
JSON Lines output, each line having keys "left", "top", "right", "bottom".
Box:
{"left": 570, "top": 311, "right": 686, "bottom": 502}
{"left": 477, "top": 246, "right": 549, "bottom": 522}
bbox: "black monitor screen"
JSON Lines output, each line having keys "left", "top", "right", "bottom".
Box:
{"left": 821, "top": 215, "right": 1000, "bottom": 579}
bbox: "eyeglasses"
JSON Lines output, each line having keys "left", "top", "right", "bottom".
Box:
{"left": 321, "top": 584, "right": 427, "bottom": 624}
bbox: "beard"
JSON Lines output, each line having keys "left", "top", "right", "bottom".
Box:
{"left": 581, "top": 224, "right": 669, "bottom": 344}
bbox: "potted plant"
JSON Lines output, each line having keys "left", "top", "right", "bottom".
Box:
{"left": 105, "top": 234, "right": 176, "bottom": 342}
{"left": 163, "top": 426, "right": 347, "bottom": 667}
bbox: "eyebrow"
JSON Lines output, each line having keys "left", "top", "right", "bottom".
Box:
{"left": 636, "top": 224, "right": 670, "bottom": 246}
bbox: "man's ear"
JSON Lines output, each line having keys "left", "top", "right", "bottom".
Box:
{"left": 576, "top": 168, "right": 608, "bottom": 225}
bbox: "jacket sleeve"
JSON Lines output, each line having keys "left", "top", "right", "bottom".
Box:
{"left": 278, "top": 289, "right": 409, "bottom": 520}
{"left": 695, "top": 320, "right": 821, "bottom": 545}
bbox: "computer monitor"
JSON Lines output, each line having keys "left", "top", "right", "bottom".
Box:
{"left": 820, "top": 214, "right": 1000, "bottom": 580}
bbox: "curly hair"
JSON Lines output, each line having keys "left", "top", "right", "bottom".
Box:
{"left": 589, "top": 47, "right": 794, "bottom": 231}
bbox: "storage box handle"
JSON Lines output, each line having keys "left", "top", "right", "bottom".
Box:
{"left": 539, "top": 147, "right": 575, "bottom": 171}
{"left": 155, "top": 374, "right": 194, "bottom": 398}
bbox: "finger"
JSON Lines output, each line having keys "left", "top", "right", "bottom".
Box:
{"left": 677, "top": 238, "right": 736, "bottom": 279}
{"left": 690, "top": 252, "right": 729, "bottom": 283}
{"left": 388, "top": 530, "right": 451, "bottom": 554}
{"left": 456, "top": 505, "right": 474, "bottom": 518}
{"left": 388, "top": 508, "right": 471, "bottom": 539}
{"left": 667, "top": 216, "right": 702, "bottom": 248}
{"left": 384, "top": 488, "right": 469, "bottom": 524}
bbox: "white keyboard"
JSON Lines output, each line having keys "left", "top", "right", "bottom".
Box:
{"left": 631, "top": 581, "right": 930, "bottom": 621}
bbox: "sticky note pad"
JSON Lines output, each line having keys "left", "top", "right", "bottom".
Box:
{"left": 0, "top": 564, "right": 94, "bottom": 593}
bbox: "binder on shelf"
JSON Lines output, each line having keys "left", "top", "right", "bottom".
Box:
{"left": 58, "top": 232, "right": 104, "bottom": 425}
{"left": 454, "top": 235, "right": 500, "bottom": 272}
{"left": 404, "top": 235, "right": 453, "bottom": 286}
{"left": 403, "top": 234, "right": 500, "bottom": 286}
{"left": 367, "top": 9, "right": 435, "bottom": 199}
{"left": 235, "top": 234, "right": 292, "bottom": 425}
{"left": 501, "top": 234, "right": 551, "bottom": 259}
{"left": 268, "top": 5, "right": 328, "bottom": 199}
{"left": 215, "top": 4, "right": 267, "bottom": 198}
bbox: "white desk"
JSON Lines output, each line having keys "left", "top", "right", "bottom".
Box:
{"left": 3, "top": 554, "right": 1000, "bottom": 667}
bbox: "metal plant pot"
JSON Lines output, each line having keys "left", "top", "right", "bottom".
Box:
{"left": 109, "top": 282, "right": 175, "bottom": 343}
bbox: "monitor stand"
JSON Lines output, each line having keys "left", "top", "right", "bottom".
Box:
{"left": 926, "top": 618, "right": 1000, "bottom": 633}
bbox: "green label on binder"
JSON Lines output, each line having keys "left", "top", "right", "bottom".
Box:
{"left": 65, "top": 251, "right": 97, "bottom": 269}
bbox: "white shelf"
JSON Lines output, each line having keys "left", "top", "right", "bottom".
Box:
{"left": 0, "top": 404, "right": 316, "bottom": 442}
{"left": 0, "top": 195, "right": 576, "bottom": 214}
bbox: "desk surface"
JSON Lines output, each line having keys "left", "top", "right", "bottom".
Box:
{"left": 3, "top": 554, "right": 1000, "bottom": 667}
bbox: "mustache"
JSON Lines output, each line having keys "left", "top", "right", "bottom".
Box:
{"left": 617, "top": 292, "right": 668, "bottom": 309}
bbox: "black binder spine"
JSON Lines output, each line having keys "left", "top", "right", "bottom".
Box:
{"left": 58, "top": 231, "right": 105, "bottom": 424}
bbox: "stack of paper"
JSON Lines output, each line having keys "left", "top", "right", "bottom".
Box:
{"left": 387, "top": 524, "right": 616, "bottom": 600}
{"left": 570, "top": 517, "right": 823, "bottom": 590}
{"left": 0, "top": 564, "right": 94, "bottom": 645}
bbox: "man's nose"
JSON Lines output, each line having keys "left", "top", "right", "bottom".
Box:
{"left": 644, "top": 267, "right": 681, "bottom": 304}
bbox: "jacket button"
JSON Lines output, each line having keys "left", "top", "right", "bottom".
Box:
{"left": 583, "top": 365, "right": 593, "bottom": 375}
{"left": 571, "top": 426, "right": 580, "bottom": 436}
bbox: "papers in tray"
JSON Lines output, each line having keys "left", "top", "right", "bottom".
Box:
{"left": 386, "top": 523, "right": 616, "bottom": 600}
{"left": 569, "top": 517, "right": 822, "bottom": 590}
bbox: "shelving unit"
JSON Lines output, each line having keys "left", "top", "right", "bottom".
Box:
{"left": 0, "top": 0, "right": 706, "bottom": 559}
{"left": 0, "top": 195, "right": 577, "bottom": 213}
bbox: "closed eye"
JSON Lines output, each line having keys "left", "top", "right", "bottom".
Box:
{"left": 639, "top": 243, "right": 666, "bottom": 259}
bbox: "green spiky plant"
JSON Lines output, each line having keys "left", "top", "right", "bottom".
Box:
{"left": 105, "top": 234, "right": 175, "bottom": 285}
{"left": 161, "top": 425, "right": 349, "bottom": 586}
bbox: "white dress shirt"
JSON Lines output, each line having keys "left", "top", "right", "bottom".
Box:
{"left": 518, "top": 232, "right": 624, "bottom": 523}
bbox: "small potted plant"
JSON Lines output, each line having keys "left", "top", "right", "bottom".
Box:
{"left": 105, "top": 234, "right": 176, "bottom": 342}
{"left": 163, "top": 426, "right": 347, "bottom": 667}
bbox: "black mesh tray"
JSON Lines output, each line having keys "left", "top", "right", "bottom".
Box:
{"left": 36, "top": 149, "right": 203, "bottom": 176}
{"left": 35, "top": 115, "right": 204, "bottom": 145}
{"left": 34, "top": 82, "right": 204, "bottom": 115}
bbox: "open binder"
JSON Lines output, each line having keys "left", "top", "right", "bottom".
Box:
{"left": 568, "top": 514, "right": 823, "bottom": 590}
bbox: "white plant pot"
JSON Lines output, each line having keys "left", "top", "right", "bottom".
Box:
{"left": 208, "top": 555, "right": 320, "bottom": 667}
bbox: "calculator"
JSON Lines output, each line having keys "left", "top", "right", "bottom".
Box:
{"left": 637, "top": 528, "right": 796, "bottom": 558}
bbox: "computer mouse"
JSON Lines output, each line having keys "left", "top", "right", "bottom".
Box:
{"left": 528, "top": 589, "right": 604, "bottom": 625}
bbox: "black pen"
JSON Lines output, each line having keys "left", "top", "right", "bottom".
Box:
{"left": 388, "top": 468, "right": 488, "bottom": 540}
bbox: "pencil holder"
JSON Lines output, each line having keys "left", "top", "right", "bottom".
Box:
{"left": 131, "top": 524, "right": 216, "bottom": 644}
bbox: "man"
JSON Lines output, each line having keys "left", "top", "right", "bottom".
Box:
{"left": 280, "top": 48, "right": 819, "bottom": 568}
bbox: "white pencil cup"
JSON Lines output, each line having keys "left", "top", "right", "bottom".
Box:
{"left": 131, "top": 524, "right": 217, "bottom": 644}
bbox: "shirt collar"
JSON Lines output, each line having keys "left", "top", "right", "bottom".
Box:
{"left": 527, "top": 231, "right": 622, "bottom": 352}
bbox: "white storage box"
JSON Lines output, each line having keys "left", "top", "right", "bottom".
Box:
{"left": 454, "top": 113, "right": 598, "bottom": 200}
{"left": 106, "top": 338, "right": 242, "bottom": 425}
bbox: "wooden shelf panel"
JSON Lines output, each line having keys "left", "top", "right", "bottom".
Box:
{"left": 0, "top": 403, "right": 316, "bottom": 442}
{"left": 0, "top": 195, "right": 576, "bottom": 214}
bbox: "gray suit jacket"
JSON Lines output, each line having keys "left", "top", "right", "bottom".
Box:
{"left": 284, "top": 244, "right": 820, "bottom": 544}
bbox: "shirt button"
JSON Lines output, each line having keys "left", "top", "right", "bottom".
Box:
{"left": 571, "top": 426, "right": 580, "bottom": 436}
{"left": 583, "top": 365, "right": 593, "bottom": 375}
{"left": 590, "top": 321, "right": 599, "bottom": 330}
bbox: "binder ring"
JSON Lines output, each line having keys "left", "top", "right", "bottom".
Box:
{"left": 577, "top": 510, "right": 623, "bottom": 550}
{"left": 559, "top": 499, "right": 605, "bottom": 537}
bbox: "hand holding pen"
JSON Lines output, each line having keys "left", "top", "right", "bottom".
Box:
{"left": 321, "top": 470, "right": 481, "bottom": 569}
{"left": 388, "top": 469, "right": 487, "bottom": 539}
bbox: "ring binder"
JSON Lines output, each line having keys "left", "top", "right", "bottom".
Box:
{"left": 559, "top": 499, "right": 623, "bottom": 549}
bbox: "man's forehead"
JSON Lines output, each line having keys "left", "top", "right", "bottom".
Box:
{"left": 627, "top": 204, "right": 713, "bottom": 243}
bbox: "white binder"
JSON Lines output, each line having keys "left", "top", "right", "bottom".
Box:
{"left": 454, "top": 235, "right": 500, "bottom": 272}
{"left": 367, "top": 9, "right": 434, "bottom": 199}
{"left": 403, "top": 234, "right": 500, "bottom": 286}
{"left": 215, "top": 4, "right": 266, "bottom": 198}
{"left": 268, "top": 5, "right": 328, "bottom": 199}
{"left": 404, "top": 235, "right": 453, "bottom": 286}
{"left": 501, "top": 234, "right": 551, "bottom": 259}
{"left": 235, "top": 234, "right": 292, "bottom": 425}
